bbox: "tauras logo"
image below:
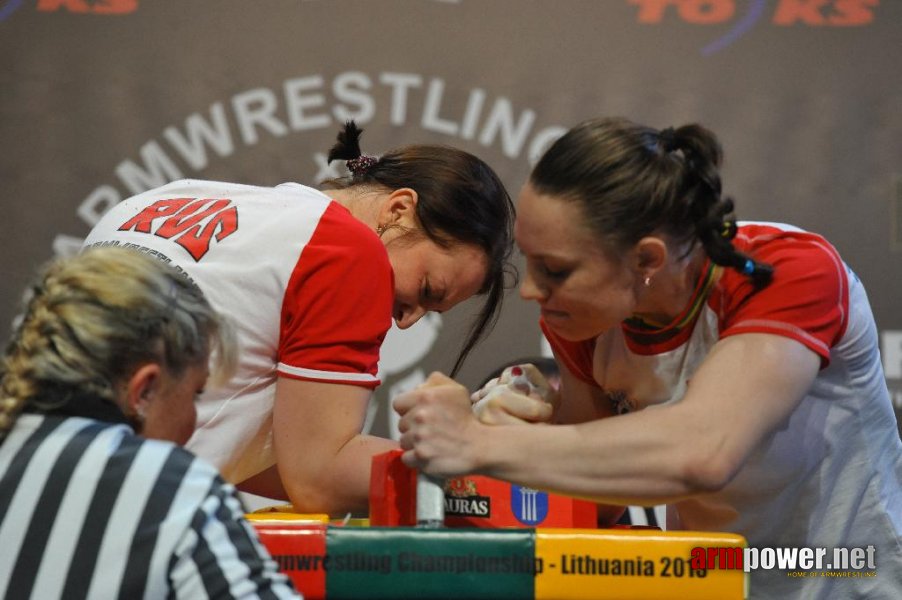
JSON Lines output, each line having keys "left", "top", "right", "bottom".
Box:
{"left": 444, "top": 496, "right": 491, "bottom": 517}
{"left": 444, "top": 478, "right": 491, "bottom": 517}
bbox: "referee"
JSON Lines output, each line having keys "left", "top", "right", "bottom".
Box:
{"left": 0, "top": 248, "right": 299, "bottom": 599}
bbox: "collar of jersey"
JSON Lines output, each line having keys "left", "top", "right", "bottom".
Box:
{"left": 622, "top": 260, "right": 721, "bottom": 348}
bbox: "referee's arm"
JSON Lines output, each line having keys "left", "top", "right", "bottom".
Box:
{"left": 169, "top": 480, "right": 300, "bottom": 599}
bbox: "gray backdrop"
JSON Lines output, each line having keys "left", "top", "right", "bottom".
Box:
{"left": 2, "top": 0, "right": 900, "bottom": 438}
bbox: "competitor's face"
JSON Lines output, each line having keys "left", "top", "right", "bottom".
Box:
{"left": 141, "top": 363, "right": 208, "bottom": 444}
{"left": 515, "top": 184, "right": 637, "bottom": 341}
{"left": 386, "top": 238, "right": 488, "bottom": 329}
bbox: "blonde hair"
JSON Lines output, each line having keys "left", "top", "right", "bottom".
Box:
{"left": 0, "top": 247, "right": 235, "bottom": 439}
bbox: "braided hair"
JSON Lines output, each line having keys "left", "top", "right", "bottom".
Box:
{"left": 321, "top": 121, "right": 517, "bottom": 376}
{"left": 0, "top": 247, "right": 235, "bottom": 441}
{"left": 529, "top": 117, "right": 773, "bottom": 289}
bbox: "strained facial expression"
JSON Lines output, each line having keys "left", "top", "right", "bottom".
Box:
{"left": 515, "top": 184, "right": 637, "bottom": 341}
{"left": 386, "top": 237, "right": 488, "bottom": 329}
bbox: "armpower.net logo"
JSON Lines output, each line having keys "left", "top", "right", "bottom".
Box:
{"left": 693, "top": 544, "right": 878, "bottom": 578}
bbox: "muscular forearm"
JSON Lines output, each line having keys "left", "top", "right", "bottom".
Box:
{"left": 274, "top": 378, "right": 400, "bottom": 517}
{"left": 470, "top": 403, "right": 727, "bottom": 506}
{"left": 402, "top": 337, "right": 819, "bottom": 508}
{"left": 284, "top": 433, "right": 398, "bottom": 516}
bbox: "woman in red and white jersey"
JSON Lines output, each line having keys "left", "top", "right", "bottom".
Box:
{"left": 84, "top": 122, "right": 516, "bottom": 518}
{"left": 395, "top": 118, "right": 902, "bottom": 599}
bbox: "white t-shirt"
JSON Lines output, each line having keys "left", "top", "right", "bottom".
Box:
{"left": 84, "top": 179, "right": 393, "bottom": 484}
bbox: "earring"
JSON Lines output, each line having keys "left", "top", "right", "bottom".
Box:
{"left": 644, "top": 276, "right": 651, "bottom": 287}
{"left": 127, "top": 403, "right": 147, "bottom": 432}
{"left": 376, "top": 224, "right": 387, "bottom": 237}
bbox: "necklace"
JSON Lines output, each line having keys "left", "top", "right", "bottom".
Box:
{"left": 623, "top": 261, "right": 721, "bottom": 346}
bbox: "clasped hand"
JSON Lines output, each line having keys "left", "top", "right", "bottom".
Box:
{"left": 392, "top": 366, "right": 556, "bottom": 478}
{"left": 470, "top": 363, "right": 558, "bottom": 425}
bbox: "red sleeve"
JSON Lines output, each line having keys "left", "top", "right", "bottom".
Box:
{"left": 717, "top": 226, "right": 849, "bottom": 367}
{"left": 276, "top": 202, "right": 393, "bottom": 389}
{"left": 540, "top": 318, "right": 598, "bottom": 386}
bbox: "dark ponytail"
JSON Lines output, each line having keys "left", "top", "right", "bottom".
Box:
{"left": 323, "top": 122, "right": 517, "bottom": 375}
{"left": 530, "top": 118, "right": 773, "bottom": 289}
{"left": 668, "top": 125, "right": 773, "bottom": 289}
{"left": 326, "top": 121, "right": 378, "bottom": 177}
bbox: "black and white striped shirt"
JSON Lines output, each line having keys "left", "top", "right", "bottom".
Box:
{"left": 0, "top": 413, "right": 300, "bottom": 599}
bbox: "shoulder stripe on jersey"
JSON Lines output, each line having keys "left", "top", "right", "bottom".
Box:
{"left": 118, "top": 447, "right": 194, "bottom": 600}
{"left": 277, "top": 363, "right": 379, "bottom": 383}
{"left": 728, "top": 318, "right": 830, "bottom": 356}
{"left": 7, "top": 421, "right": 107, "bottom": 599}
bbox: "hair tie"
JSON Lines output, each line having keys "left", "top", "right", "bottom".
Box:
{"left": 741, "top": 259, "right": 755, "bottom": 275}
{"left": 721, "top": 219, "right": 737, "bottom": 239}
{"left": 659, "top": 127, "right": 677, "bottom": 152}
{"left": 346, "top": 155, "right": 378, "bottom": 177}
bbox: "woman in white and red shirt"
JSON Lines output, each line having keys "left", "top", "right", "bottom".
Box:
{"left": 395, "top": 117, "right": 902, "bottom": 599}
{"left": 85, "top": 122, "right": 516, "bottom": 518}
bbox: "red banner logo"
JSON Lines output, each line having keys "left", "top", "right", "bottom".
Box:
{"left": 37, "top": 0, "right": 138, "bottom": 15}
